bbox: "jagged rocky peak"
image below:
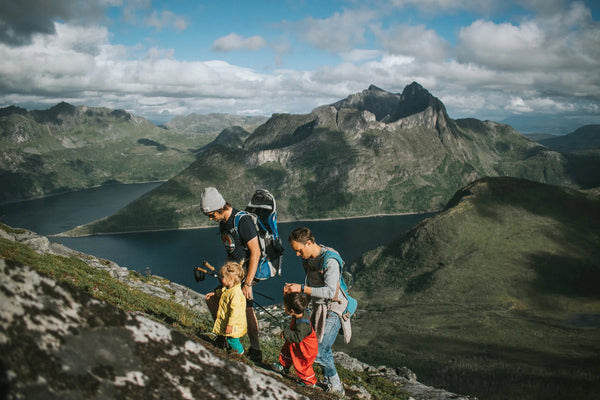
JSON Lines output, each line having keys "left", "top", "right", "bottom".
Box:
{"left": 49, "top": 101, "right": 77, "bottom": 114}
{"left": 332, "top": 84, "right": 402, "bottom": 121}
{"left": 0, "top": 105, "right": 28, "bottom": 117}
{"left": 392, "top": 81, "right": 448, "bottom": 121}
{"left": 332, "top": 82, "right": 449, "bottom": 124}
{"left": 30, "top": 101, "right": 77, "bottom": 124}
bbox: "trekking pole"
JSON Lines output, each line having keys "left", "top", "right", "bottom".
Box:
{"left": 252, "top": 298, "right": 278, "bottom": 321}
{"left": 252, "top": 290, "right": 274, "bottom": 301}
{"left": 193, "top": 261, "right": 219, "bottom": 282}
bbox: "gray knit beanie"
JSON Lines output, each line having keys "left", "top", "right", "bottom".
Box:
{"left": 200, "top": 187, "right": 226, "bottom": 213}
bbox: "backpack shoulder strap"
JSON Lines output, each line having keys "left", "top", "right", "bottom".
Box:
{"left": 233, "top": 210, "right": 247, "bottom": 230}
{"left": 233, "top": 210, "right": 267, "bottom": 259}
{"left": 320, "top": 246, "right": 344, "bottom": 272}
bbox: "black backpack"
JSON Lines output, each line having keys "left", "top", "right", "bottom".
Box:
{"left": 233, "top": 189, "right": 284, "bottom": 280}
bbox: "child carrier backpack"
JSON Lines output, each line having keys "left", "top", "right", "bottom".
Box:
{"left": 233, "top": 189, "right": 284, "bottom": 280}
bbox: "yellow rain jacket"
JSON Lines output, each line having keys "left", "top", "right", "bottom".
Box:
{"left": 213, "top": 284, "right": 247, "bottom": 338}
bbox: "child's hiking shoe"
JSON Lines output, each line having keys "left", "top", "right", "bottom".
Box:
{"left": 271, "top": 363, "right": 289, "bottom": 375}
{"left": 227, "top": 348, "right": 245, "bottom": 361}
{"left": 298, "top": 381, "right": 317, "bottom": 388}
{"left": 247, "top": 347, "right": 263, "bottom": 363}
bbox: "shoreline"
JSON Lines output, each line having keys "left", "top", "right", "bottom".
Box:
{"left": 51, "top": 211, "right": 437, "bottom": 238}
{"left": 0, "top": 181, "right": 166, "bottom": 206}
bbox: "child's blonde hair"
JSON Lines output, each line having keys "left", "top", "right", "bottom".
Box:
{"left": 219, "top": 261, "right": 245, "bottom": 288}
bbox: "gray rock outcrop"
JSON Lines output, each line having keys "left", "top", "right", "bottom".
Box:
{"left": 0, "top": 257, "right": 305, "bottom": 400}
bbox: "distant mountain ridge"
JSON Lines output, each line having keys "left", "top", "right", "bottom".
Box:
{"left": 0, "top": 104, "right": 263, "bottom": 203}
{"left": 162, "top": 112, "right": 268, "bottom": 135}
{"left": 0, "top": 103, "right": 199, "bottom": 203}
{"left": 538, "top": 124, "right": 600, "bottom": 152}
{"left": 535, "top": 124, "right": 600, "bottom": 189}
{"left": 66, "top": 82, "right": 576, "bottom": 235}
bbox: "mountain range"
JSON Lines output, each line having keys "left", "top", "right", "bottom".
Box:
{"left": 0, "top": 104, "right": 263, "bottom": 203}
{"left": 62, "top": 82, "right": 585, "bottom": 235}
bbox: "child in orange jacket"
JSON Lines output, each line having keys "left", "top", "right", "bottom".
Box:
{"left": 272, "top": 292, "right": 318, "bottom": 386}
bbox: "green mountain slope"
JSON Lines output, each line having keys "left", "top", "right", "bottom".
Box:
{"left": 0, "top": 103, "right": 214, "bottom": 203}
{"left": 538, "top": 124, "right": 600, "bottom": 152}
{"left": 537, "top": 125, "right": 600, "bottom": 188}
{"left": 342, "top": 176, "right": 600, "bottom": 400}
{"left": 67, "top": 83, "right": 574, "bottom": 235}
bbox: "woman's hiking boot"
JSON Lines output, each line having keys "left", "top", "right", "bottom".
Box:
{"left": 322, "top": 373, "right": 345, "bottom": 397}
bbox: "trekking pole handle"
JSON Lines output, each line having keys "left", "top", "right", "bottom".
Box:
{"left": 195, "top": 266, "right": 218, "bottom": 279}
{"left": 203, "top": 260, "right": 216, "bottom": 271}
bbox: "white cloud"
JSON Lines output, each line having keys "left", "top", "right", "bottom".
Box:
{"left": 0, "top": 1, "right": 598, "bottom": 130}
{"left": 452, "top": 3, "right": 600, "bottom": 110}
{"left": 145, "top": 10, "right": 188, "bottom": 32}
{"left": 385, "top": 0, "right": 498, "bottom": 14}
{"left": 0, "top": 22, "right": 275, "bottom": 118}
{"left": 0, "top": 0, "right": 106, "bottom": 46}
{"left": 271, "top": 36, "right": 291, "bottom": 66}
{"left": 374, "top": 24, "right": 451, "bottom": 61}
{"left": 514, "top": 0, "right": 571, "bottom": 15}
{"left": 211, "top": 33, "right": 267, "bottom": 52}
{"left": 506, "top": 97, "right": 535, "bottom": 113}
{"left": 457, "top": 20, "right": 548, "bottom": 69}
{"left": 294, "top": 9, "right": 377, "bottom": 52}
{"left": 457, "top": 2, "right": 600, "bottom": 72}
{"left": 340, "top": 49, "right": 383, "bottom": 63}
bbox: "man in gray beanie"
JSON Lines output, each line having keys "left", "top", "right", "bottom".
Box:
{"left": 201, "top": 187, "right": 263, "bottom": 363}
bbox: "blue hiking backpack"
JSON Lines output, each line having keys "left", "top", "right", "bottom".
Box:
{"left": 321, "top": 247, "right": 358, "bottom": 319}
{"left": 233, "top": 189, "right": 284, "bottom": 280}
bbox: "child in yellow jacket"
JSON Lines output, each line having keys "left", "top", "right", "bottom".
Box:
{"left": 213, "top": 261, "right": 247, "bottom": 354}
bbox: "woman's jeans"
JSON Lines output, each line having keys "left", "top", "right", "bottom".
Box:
{"left": 315, "top": 311, "right": 341, "bottom": 377}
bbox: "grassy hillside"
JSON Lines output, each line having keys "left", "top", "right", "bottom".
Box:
{"left": 342, "top": 177, "right": 600, "bottom": 400}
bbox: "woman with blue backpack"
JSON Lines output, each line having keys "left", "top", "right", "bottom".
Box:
{"left": 284, "top": 227, "right": 357, "bottom": 397}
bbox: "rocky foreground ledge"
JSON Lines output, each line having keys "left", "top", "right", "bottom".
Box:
{"left": 0, "top": 225, "right": 474, "bottom": 400}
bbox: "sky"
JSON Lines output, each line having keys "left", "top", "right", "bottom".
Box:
{"left": 0, "top": 0, "right": 599, "bottom": 134}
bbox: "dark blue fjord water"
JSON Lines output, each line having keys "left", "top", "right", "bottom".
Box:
{"left": 0, "top": 183, "right": 432, "bottom": 305}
